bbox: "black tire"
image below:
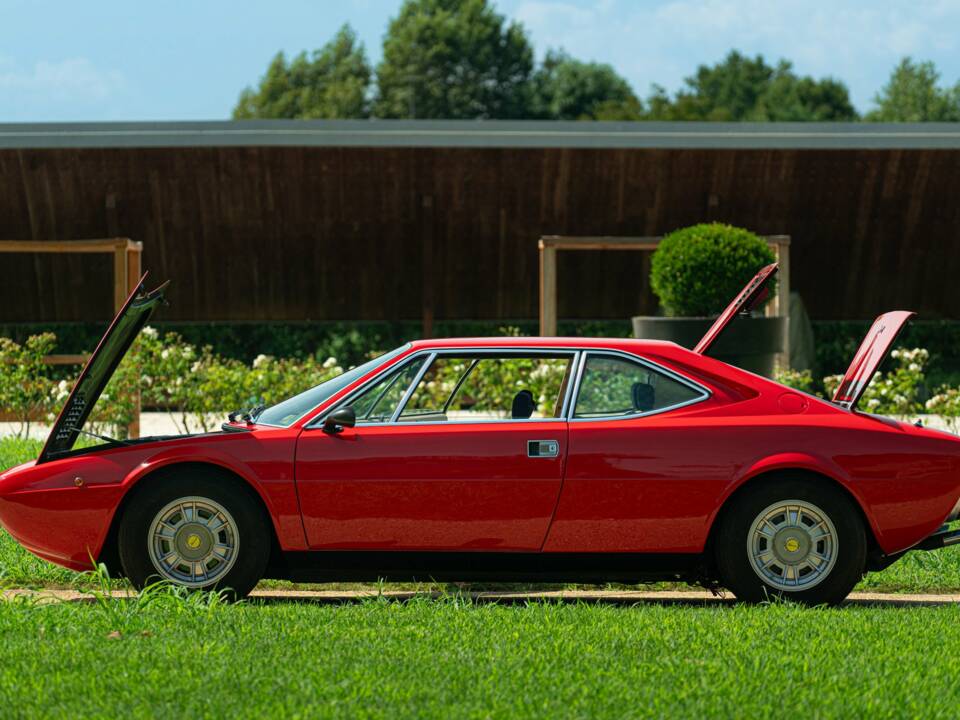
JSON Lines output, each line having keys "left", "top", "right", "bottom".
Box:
{"left": 714, "top": 476, "right": 866, "bottom": 605}
{"left": 118, "top": 466, "right": 270, "bottom": 599}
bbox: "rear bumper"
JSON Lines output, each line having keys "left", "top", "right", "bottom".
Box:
{"left": 914, "top": 526, "right": 960, "bottom": 552}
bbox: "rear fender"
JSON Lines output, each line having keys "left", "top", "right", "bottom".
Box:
{"left": 707, "top": 451, "right": 885, "bottom": 549}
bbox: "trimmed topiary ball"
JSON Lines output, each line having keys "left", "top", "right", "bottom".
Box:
{"left": 650, "top": 223, "right": 777, "bottom": 317}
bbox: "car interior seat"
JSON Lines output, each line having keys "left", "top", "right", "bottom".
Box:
{"left": 631, "top": 382, "right": 655, "bottom": 412}
{"left": 511, "top": 389, "right": 536, "bottom": 419}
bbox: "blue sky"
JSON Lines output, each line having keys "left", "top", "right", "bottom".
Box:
{"left": 1, "top": 0, "right": 959, "bottom": 121}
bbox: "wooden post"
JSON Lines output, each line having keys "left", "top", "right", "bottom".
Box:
{"left": 537, "top": 234, "right": 792, "bottom": 367}
{"left": 126, "top": 242, "right": 143, "bottom": 439}
{"left": 539, "top": 239, "right": 558, "bottom": 337}
{"left": 113, "top": 240, "right": 130, "bottom": 314}
{"left": 767, "top": 236, "right": 791, "bottom": 369}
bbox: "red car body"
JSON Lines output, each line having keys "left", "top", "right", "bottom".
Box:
{"left": 2, "top": 266, "right": 959, "bottom": 595}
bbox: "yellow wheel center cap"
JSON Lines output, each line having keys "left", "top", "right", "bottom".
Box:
{"left": 785, "top": 538, "right": 800, "bottom": 553}
{"left": 186, "top": 534, "right": 202, "bottom": 549}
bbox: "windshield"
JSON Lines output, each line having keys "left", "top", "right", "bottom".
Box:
{"left": 255, "top": 344, "right": 411, "bottom": 427}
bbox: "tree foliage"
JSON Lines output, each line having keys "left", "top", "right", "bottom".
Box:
{"left": 233, "top": 25, "right": 371, "bottom": 119}
{"left": 530, "top": 50, "right": 639, "bottom": 120}
{"left": 373, "top": 0, "right": 534, "bottom": 119}
{"left": 233, "top": 9, "right": 960, "bottom": 123}
{"left": 645, "top": 51, "right": 857, "bottom": 121}
{"left": 866, "top": 57, "right": 960, "bottom": 122}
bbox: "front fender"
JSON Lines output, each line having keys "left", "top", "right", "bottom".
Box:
{"left": 119, "top": 438, "right": 307, "bottom": 551}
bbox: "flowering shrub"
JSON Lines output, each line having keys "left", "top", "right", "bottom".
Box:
{"left": 0, "top": 333, "right": 57, "bottom": 437}
{"left": 135, "top": 330, "right": 345, "bottom": 433}
{"left": 926, "top": 387, "right": 960, "bottom": 432}
{"left": 773, "top": 368, "right": 816, "bottom": 395}
{"left": 823, "top": 347, "right": 928, "bottom": 416}
{"left": 0, "top": 326, "right": 952, "bottom": 442}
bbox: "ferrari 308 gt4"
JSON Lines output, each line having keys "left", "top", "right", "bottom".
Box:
{"left": 2, "top": 264, "right": 959, "bottom": 605}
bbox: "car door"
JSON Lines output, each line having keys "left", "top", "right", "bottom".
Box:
{"left": 294, "top": 350, "right": 576, "bottom": 551}
{"left": 542, "top": 350, "right": 718, "bottom": 554}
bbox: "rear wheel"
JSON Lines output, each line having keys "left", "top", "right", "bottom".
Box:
{"left": 118, "top": 468, "right": 269, "bottom": 599}
{"left": 715, "top": 477, "right": 866, "bottom": 605}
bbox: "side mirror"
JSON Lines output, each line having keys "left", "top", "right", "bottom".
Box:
{"left": 322, "top": 406, "right": 356, "bottom": 434}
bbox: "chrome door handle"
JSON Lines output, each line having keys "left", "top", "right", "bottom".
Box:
{"left": 528, "top": 440, "right": 559, "bottom": 458}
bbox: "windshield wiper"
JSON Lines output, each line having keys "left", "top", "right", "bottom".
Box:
{"left": 227, "top": 404, "right": 266, "bottom": 425}
{"left": 66, "top": 426, "right": 131, "bottom": 446}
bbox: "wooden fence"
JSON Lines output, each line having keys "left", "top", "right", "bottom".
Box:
{"left": 1, "top": 146, "right": 959, "bottom": 323}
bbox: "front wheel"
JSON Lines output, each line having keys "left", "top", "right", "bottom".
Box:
{"left": 118, "top": 468, "right": 270, "bottom": 599}
{"left": 714, "top": 477, "right": 866, "bottom": 605}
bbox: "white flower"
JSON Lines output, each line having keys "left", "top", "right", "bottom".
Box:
{"left": 253, "top": 354, "right": 270, "bottom": 369}
{"left": 161, "top": 349, "right": 170, "bottom": 360}
{"left": 323, "top": 356, "right": 338, "bottom": 369}
{"left": 530, "top": 364, "right": 551, "bottom": 380}
{"left": 909, "top": 363, "right": 921, "bottom": 372}
{"left": 53, "top": 379, "right": 72, "bottom": 402}
{"left": 142, "top": 326, "right": 158, "bottom": 340}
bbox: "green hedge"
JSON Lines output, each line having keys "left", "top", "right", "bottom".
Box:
{"left": 813, "top": 320, "right": 960, "bottom": 387}
{"left": 4, "top": 319, "right": 959, "bottom": 385}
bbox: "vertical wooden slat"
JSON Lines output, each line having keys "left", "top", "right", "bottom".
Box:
{"left": 126, "top": 242, "right": 143, "bottom": 439}
{"left": 112, "top": 240, "right": 128, "bottom": 314}
{"left": 421, "top": 194, "right": 435, "bottom": 338}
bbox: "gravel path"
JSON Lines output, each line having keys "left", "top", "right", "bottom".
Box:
{"left": 5, "top": 588, "right": 960, "bottom": 606}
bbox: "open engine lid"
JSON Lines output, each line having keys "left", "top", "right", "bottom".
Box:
{"left": 693, "top": 263, "right": 779, "bottom": 355}
{"left": 832, "top": 310, "right": 916, "bottom": 410}
{"left": 38, "top": 275, "right": 169, "bottom": 463}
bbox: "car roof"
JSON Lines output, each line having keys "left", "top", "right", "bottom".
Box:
{"left": 407, "top": 336, "right": 682, "bottom": 352}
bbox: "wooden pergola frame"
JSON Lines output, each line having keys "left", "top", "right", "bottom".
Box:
{"left": 0, "top": 238, "right": 144, "bottom": 436}
{"left": 538, "top": 234, "right": 791, "bottom": 362}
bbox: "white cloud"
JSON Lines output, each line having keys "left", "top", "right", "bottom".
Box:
{"left": 508, "top": 0, "right": 960, "bottom": 111}
{"left": 0, "top": 57, "right": 124, "bottom": 101}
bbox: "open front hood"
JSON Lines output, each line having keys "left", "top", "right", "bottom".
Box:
{"left": 693, "top": 263, "right": 778, "bottom": 355}
{"left": 832, "top": 310, "right": 915, "bottom": 411}
{"left": 38, "top": 276, "right": 169, "bottom": 464}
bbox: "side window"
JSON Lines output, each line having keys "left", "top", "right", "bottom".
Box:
{"left": 574, "top": 354, "right": 705, "bottom": 419}
{"left": 349, "top": 359, "right": 426, "bottom": 424}
{"left": 398, "top": 355, "right": 573, "bottom": 422}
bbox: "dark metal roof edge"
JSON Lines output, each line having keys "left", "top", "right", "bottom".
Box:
{"left": 1, "top": 120, "right": 959, "bottom": 149}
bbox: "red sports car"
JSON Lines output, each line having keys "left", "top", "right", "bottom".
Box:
{"left": 2, "top": 265, "right": 959, "bottom": 605}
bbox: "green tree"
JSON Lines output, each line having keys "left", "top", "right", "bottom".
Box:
{"left": 531, "top": 50, "right": 641, "bottom": 120}
{"left": 646, "top": 51, "right": 857, "bottom": 121}
{"left": 233, "top": 25, "right": 371, "bottom": 119}
{"left": 866, "top": 57, "right": 960, "bottom": 121}
{"left": 374, "top": 0, "right": 534, "bottom": 119}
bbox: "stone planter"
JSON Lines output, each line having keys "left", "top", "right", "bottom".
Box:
{"left": 631, "top": 315, "right": 787, "bottom": 377}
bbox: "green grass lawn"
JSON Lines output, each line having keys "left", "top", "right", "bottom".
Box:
{"left": 5, "top": 436, "right": 960, "bottom": 717}
{"left": 1, "top": 591, "right": 959, "bottom": 717}
{"left": 4, "top": 436, "right": 960, "bottom": 593}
